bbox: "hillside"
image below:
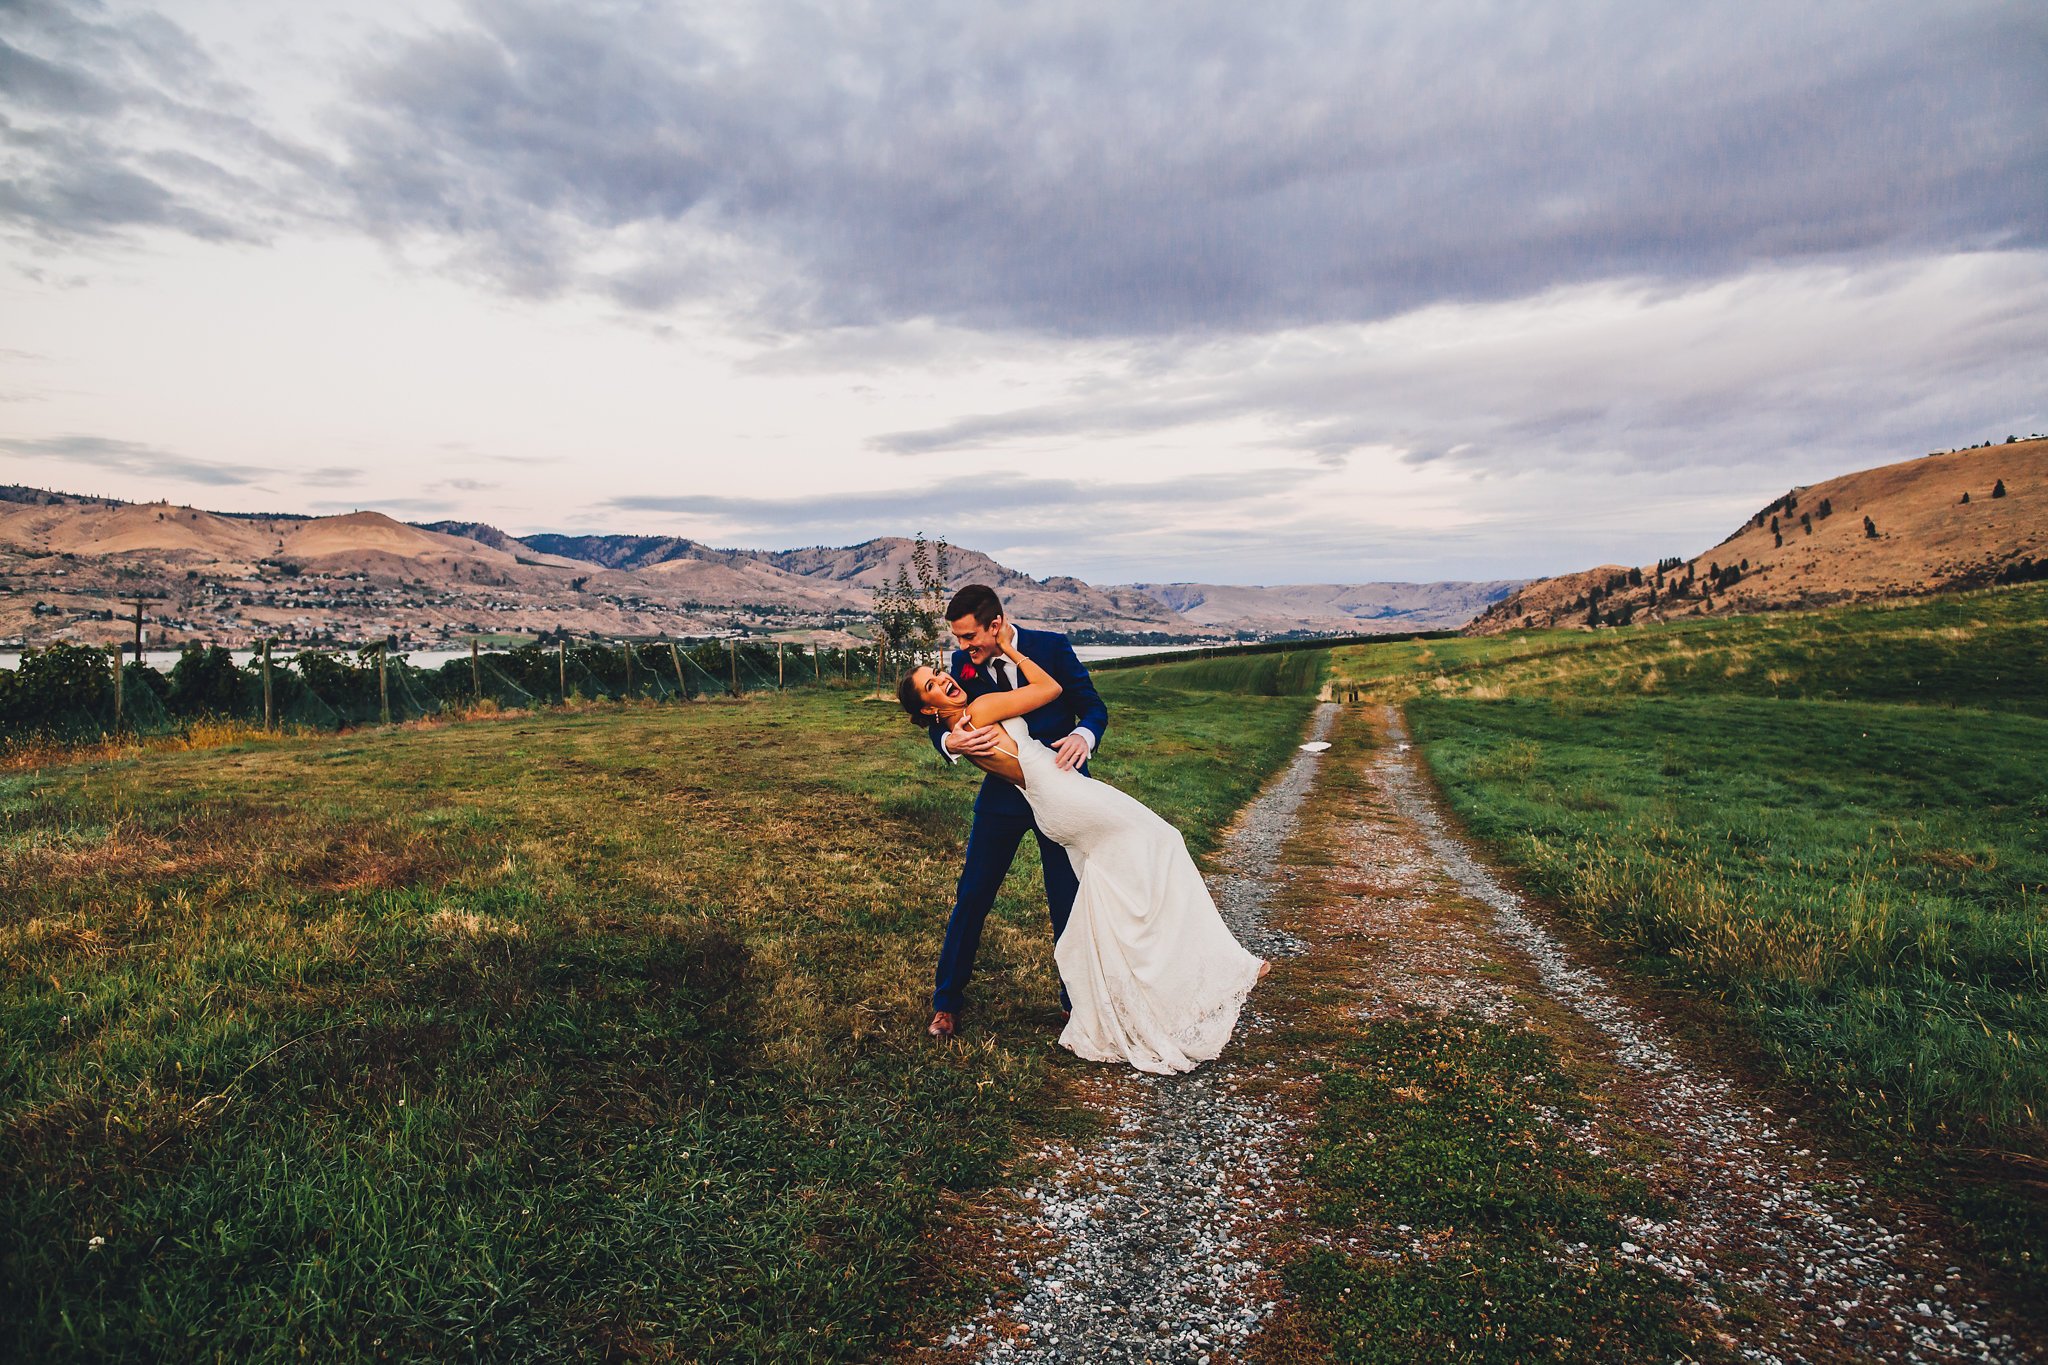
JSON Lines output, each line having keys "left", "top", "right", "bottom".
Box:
{"left": 1128, "top": 579, "right": 1521, "bottom": 634}
{"left": 1468, "top": 439, "right": 2048, "bottom": 634}
{"left": 0, "top": 488, "right": 1505, "bottom": 650}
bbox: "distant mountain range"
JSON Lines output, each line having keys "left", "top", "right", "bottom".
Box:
{"left": 1468, "top": 438, "right": 2048, "bottom": 634}
{"left": 0, "top": 490, "right": 1519, "bottom": 650}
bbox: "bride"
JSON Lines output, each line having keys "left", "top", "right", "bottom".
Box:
{"left": 898, "top": 624, "right": 1269, "bottom": 1074}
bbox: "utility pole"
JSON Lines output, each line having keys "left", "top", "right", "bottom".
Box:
{"left": 123, "top": 594, "right": 154, "bottom": 668}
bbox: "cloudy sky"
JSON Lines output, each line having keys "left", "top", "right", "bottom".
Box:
{"left": 1, "top": 0, "right": 2042, "bottom": 584}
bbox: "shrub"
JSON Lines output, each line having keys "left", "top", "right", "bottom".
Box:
{"left": 1, "top": 642, "right": 112, "bottom": 739}
{"left": 167, "top": 643, "right": 247, "bottom": 717}
{"left": 1993, "top": 479, "right": 2007, "bottom": 498}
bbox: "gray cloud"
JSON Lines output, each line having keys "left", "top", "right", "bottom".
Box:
{"left": 868, "top": 253, "right": 2048, "bottom": 480}
{"left": 0, "top": 433, "right": 274, "bottom": 485}
{"left": 580, "top": 467, "right": 1601, "bottom": 583}
{"left": 0, "top": 0, "right": 327, "bottom": 245}
{"left": 604, "top": 467, "right": 1317, "bottom": 530}
{"left": 331, "top": 1, "right": 2047, "bottom": 335}
{"left": 306, "top": 494, "right": 460, "bottom": 516}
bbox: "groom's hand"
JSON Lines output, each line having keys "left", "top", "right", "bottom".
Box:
{"left": 1051, "top": 733, "right": 1091, "bottom": 771}
{"left": 948, "top": 716, "right": 1006, "bottom": 758}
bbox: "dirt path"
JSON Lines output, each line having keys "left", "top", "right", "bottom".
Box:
{"left": 917, "top": 705, "right": 1336, "bottom": 1364}
{"left": 913, "top": 703, "right": 2031, "bottom": 1364}
{"left": 1358, "top": 707, "right": 2022, "bottom": 1363}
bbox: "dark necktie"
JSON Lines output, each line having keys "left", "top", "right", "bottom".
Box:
{"left": 988, "top": 659, "right": 1012, "bottom": 690}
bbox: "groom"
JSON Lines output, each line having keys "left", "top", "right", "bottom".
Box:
{"left": 924, "top": 584, "right": 1107, "bottom": 1039}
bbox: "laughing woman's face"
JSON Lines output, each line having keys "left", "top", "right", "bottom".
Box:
{"left": 917, "top": 666, "right": 967, "bottom": 716}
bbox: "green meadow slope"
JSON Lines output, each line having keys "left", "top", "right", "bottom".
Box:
{"left": 0, "top": 673, "right": 1315, "bottom": 1361}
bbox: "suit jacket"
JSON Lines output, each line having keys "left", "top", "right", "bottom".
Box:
{"left": 925, "top": 626, "right": 1108, "bottom": 816}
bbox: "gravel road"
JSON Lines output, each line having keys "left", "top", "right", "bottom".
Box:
{"left": 934, "top": 703, "right": 1337, "bottom": 1364}
{"left": 921, "top": 703, "right": 2032, "bottom": 1364}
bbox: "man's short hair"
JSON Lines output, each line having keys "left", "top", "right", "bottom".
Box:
{"left": 946, "top": 584, "right": 1003, "bottom": 627}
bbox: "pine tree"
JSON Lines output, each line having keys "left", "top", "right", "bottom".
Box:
{"left": 1992, "top": 479, "right": 2007, "bottom": 498}
{"left": 1864, "top": 515, "right": 1878, "bottom": 538}
{"left": 1960, "top": 491, "right": 1971, "bottom": 504}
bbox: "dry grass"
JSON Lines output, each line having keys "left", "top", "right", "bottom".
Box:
{"left": 1, "top": 677, "right": 1318, "bottom": 1362}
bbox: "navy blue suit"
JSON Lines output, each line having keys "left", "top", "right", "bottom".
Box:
{"left": 925, "top": 627, "right": 1108, "bottom": 1015}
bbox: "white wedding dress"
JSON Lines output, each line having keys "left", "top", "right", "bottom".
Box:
{"left": 998, "top": 716, "right": 1265, "bottom": 1074}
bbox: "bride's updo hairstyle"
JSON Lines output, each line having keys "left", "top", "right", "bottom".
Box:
{"left": 898, "top": 669, "right": 936, "bottom": 724}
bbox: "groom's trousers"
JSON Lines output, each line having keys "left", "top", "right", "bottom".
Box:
{"left": 932, "top": 803, "right": 1080, "bottom": 1016}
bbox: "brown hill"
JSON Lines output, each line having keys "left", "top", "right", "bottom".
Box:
{"left": 1468, "top": 440, "right": 2048, "bottom": 634}
{"left": 1128, "top": 580, "right": 1522, "bottom": 634}
{"left": 0, "top": 485, "right": 1526, "bottom": 650}
{"left": 0, "top": 498, "right": 277, "bottom": 559}
{"left": 754, "top": 538, "right": 1180, "bottom": 628}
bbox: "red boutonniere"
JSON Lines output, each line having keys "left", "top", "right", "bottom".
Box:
{"left": 961, "top": 663, "right": 978, "bottom": 680}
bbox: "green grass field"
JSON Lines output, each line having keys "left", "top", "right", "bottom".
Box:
{"left": 1101, "top": 647, "right": 1326, "bottom": 697}
{"left": 1, "top": 671, "right": 1316, "bottom": 1361}
{"left": 1331, "top": 583, "right": 2048, "bottom": 1291}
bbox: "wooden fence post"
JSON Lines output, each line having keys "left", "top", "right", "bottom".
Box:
{"left": 728, "top": 640, "right": 739, "bottom": 698}
{"left": 470, "top": 638, "right": 481, "bottom": 701}
{"left": 262, "top": 639, "right": 274, "bottom": 730}
{"left": 378, "top": 644, "right": 391, "bottom": 725}
{"left": 109, "top": 644, "right": 123, "bottom": 737}
{"left": 669, "top": 640, "right": 688, "bottom": 700}
{"left": 777, "top": 641, "right": 785, "bottom": 690}
{"left": 624, "top": 641, "right": 634, "bottom": 699}
{"left": 559, "top": 641, "right": 567, "bottom": 703}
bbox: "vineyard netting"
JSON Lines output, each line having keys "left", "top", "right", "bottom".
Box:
{"left": 0, "top": 640, "right": 886, "bottom": 746}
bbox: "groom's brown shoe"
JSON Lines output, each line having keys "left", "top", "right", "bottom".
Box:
{"left": 928, "top": 1010, "right": 957, "bottom": 1039}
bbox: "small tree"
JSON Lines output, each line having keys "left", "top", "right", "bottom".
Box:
{"left": 1960, "top": 491, "right": 1971, "bottom": 504}
{"left": 1992, "top": 479, "right": 2007, "bottom": 499}
{"left": 1864, "top": 515, "right": 1878, "bottom": 538}
{"left": 870, "top": 533, "right": 951, "bottom": 677}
